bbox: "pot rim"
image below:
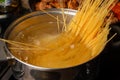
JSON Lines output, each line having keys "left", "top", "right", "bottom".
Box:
{"left": 3, "top": 8, "right": 88, "bottom": 71}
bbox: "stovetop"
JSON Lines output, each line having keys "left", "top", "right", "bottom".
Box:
{"left": 0, "top": 6, "right": 29, "bottom": 80}
{"left": 0, "top": 5, "right": 120, "bottom": 80}
{"left": 0, "top": 61, "right": 13, "bottom": 80}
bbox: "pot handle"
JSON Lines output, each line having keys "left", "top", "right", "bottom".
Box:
{"left": 0, "top": 40, "right": 14, "bottom": 61}
{"left": 110, "top": 22, "right": 120, "bottom": 48}
{"left": 0, "top": 26, "right": 13, "bottom": 61}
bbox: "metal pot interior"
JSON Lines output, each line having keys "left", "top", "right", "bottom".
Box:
{"left": 4, "top": 9, "right": 78, "bottom": 70}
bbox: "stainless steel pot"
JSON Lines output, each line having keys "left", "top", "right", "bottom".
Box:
{"left": 0, "top": 9, "right": 99, "bottom": 80}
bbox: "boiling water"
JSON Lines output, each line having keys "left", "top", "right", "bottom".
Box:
{"left": 9, "top": 21, "right": 91, "bottom": 68}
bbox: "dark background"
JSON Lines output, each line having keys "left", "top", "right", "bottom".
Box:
{"left": 97, "top": 22, "right": 120, "bottom": 80}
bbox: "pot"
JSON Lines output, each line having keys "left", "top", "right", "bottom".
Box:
{"left": 0, "top": 9, "right": 100, "bottom": 80}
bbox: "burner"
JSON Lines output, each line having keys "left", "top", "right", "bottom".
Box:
{"left": 0, "top": 61, "right": 12, "bottom": 80}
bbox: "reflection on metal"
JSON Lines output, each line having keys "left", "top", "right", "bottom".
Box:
{"left": 0, "top": 14, "right": 7, "bottom": 19}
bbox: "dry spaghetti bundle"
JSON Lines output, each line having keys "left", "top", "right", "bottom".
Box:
{"left": 0, "top": 0, "right": 117, "bottom": 68}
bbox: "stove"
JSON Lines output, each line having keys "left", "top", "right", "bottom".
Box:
{"left": 0, "top": 59, "right": 100, "bottom": 80}
{"left": 0, "top": 3, "right": 120, "bottom": 80}
{"left": 0, "top": 4, "right": 29, "bottom": 80}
